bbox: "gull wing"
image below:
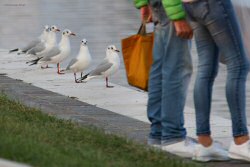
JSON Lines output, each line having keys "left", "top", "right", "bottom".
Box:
{"left": 90, "top": 59, "right": 113, "bottom": 76}
{"left": 21, "top": 39, "right": 41, "bottom": 52}
{"left": 40, "top": 47, "right": 61, "bottom": 61}
{"left": 27, "top": 42, "right": 45, "bottom": 55}
{"left": 66, "top": 58, "right": 78, "bottom": 70}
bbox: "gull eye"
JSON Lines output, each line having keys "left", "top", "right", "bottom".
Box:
{"left": 111, "top": 47, "right": 113, "bottom": 50}
{"left": 66, "top": 31, "right": 69, "bottom": 33}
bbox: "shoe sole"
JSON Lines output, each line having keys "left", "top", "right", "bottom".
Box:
{"left": 149, "top": 145, "right": 162, "bottom": 149}
{"left": 193, "top": 156, "right": 230, "bottom": 162}
{"left": 161, "top": 150, "right": 193, "bottom": 158}
{"left": 228, "top": 152, "right": 250, "bottom": 162}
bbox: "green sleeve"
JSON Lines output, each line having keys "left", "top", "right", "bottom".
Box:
{"left": 134, "top": 0, "right": 148, "bottom": 9}
{"left": 162, "top": 0, "right": 186, "bottom": 20}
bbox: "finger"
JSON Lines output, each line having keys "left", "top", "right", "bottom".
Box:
{"left": 176, "top": 31, "right": 181, "bottom": 38}
{"left": 190, "top": 31, "right": 194, "bottom": 39}
{"left": 176, "top": 30, "right": 186, "bottom": 39}
{"left": 147, "top": 14, "right": 153, "bottom": 23}
{"left": 180, "top": 32, "right": 189, "bottom": 39}
{"left": 188, "top": 32, "right": 193, "bottom": 39}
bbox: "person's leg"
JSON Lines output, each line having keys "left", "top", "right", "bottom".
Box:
{"left": 184, "top": 1, "right": 219, "bottom": 148}
{"left": 147, "top": 1, "right": 172, "bottom": 145}
{"left": 186, "top": 0, "right": 250, "bottom": 161}
{"left": 147, "top": 24, "right": 164, "bottom": 144}
{"left": 183, "top": 1, "right": 230, "bottom": 161}
{"left": 159, "top": 21, "right": 195, "bottom": 158}
{"left": 204, "top": 0, "right": 249, "bottom": 141}
{"left": 160, "top": 22, "right": 192, "bottom": 143}
{"left": 193, "top": 24, "right": 219, "bottom": 147}
{"left": 189, "top": 21, "right": 229, "bottom": 162}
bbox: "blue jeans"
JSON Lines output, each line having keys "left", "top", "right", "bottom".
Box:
{"left": 148, "top": 1, "right": 192, "bottom": 143}
{"left": 184, "top": 0, "right": 249, "bottom": 137}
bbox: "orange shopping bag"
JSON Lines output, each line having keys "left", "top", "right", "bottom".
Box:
{"left": 121, "top": 23, "right": 154, "bottom": 91}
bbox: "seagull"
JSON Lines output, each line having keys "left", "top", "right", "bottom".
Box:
{"left": 9, "top": 25, "right": 50, "bottom": 54}
{"left": 80, "top": 45, "right": 120, "bottom": 88}
{"left": 29, "top": 29, "right": 76, "bottom": 74}
{"left": 26, "top": 25, "right": 60, "bottom": 56}
{"left": 63, "top": 39, "right": 92, "bottom": 83}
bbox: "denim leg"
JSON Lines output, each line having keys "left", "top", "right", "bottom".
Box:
{"left": 206, "top": 0, "right": 249, "bottom": 137}
{"left": 161, "top": 23, "right": 192, "bottom": 142}
{"left": 191, "top": 21, "right": 219, "bottom": 135}
{"left": 148, "top": 0, "right": 192, "bottom": 142}
{"left": 147, "top": 25, "right": 164, "bottom": 140}
{"left": 185, "top": 0, "right": 250, "bottom": 137}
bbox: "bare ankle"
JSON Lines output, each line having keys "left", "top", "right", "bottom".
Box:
{"left": 198, "top": 135, "right": 213, "bottom": 147}
{"left": 234, "top": 135, "right": 249, "bottom": 145}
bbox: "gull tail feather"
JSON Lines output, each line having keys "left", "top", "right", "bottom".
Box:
{"left": 27, "top": 57, "right": 43, "bottom": 66}
{"left": 81, "top": 73, "right": 90, "bottom": 81}
{"left": 9, "top": 48, "right": 19, "bottom": 53}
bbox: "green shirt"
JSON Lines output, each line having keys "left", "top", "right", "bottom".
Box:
{"left": 134, "top": 0, "right": 186, "bottom": 20}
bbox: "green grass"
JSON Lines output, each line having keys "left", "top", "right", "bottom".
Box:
{"left": 0, "top": 95, "right": 201, "bottom": 167}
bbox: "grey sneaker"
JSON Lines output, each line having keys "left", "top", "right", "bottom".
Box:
{"left": 161, "top": 137, "right": 197, "bottom": 158}
{"left": 193, "top": 142, "right": 229, "bottom": 162}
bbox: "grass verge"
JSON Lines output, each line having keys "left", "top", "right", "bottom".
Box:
{"left": 0, "top": 94, "right": 201, "bottom": 167}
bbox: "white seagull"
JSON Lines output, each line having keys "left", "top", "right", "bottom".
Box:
{"left": 81, "top": 45, "right": 120, "bottom": 88}
{"left": 26, "top": 25, "right": 60, "bottom": 56}
{"left": 29, "top": 29, "right": 76, "bottom": 74}
{"left": 63, "top": 39, "right": 92, "bottom": 83}
{"left": 9, "top": 25, "right": 50, "bottom": 54}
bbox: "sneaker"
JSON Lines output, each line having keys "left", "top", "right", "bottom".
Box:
{"left": 193, "top": 142, "right": 229, "bottom": 162}
{"left": 161, "top": 137, "right": 197, "bottom": 158}
{"left": 147, "top": 137, "right": 161, "bottom": 149}
{"left": 228, "top": 140, "right": 250, "bottom": 162}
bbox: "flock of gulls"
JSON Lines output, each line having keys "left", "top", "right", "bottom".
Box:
{"left": 9, "top": 25, "right": 121, "bottom": 88}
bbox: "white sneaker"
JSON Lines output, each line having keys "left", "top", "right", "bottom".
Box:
{"left": 229, "top": 140, "right": 250, "bottom": 162}
{"left": 193, "top": 142, "right": 229, "bottom": 162}
{"left": 161, "top": 138, "right": 196, "bottom": 158}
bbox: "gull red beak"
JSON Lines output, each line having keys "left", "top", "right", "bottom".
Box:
{"left": 56, "top": 29, "right": 60, "bottom": 32}
{"left": 115, "top": 49, "right": 120, "bottom": 52}
{"left": 70, "top": 32, "right": 76, "bottom": 36}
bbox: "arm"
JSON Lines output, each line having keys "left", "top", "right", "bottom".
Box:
{"left": 162, "top": 0, "right": 185, "bottom": 20}
{"left": 134, "top": 0, "right": 148, "bottom": 9}
{"left": 163, "top": 0, "right": 193, "bottom": 39}
{"left": 134, "top": 0, "right": 152, "bottom": 22}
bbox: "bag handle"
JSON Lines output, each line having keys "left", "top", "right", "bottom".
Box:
{"left": 137, "top": 22, "right": 146, "bottom": 35}
{"left": 138, "top": 18, "right": 153, "bottom": 35}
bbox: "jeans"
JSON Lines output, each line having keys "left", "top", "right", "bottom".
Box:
{"left": 184, "top": 0, "right": 250, "bottom": 137}
{"left": 148, "top": 0, "right": 192, "bottom": 143}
